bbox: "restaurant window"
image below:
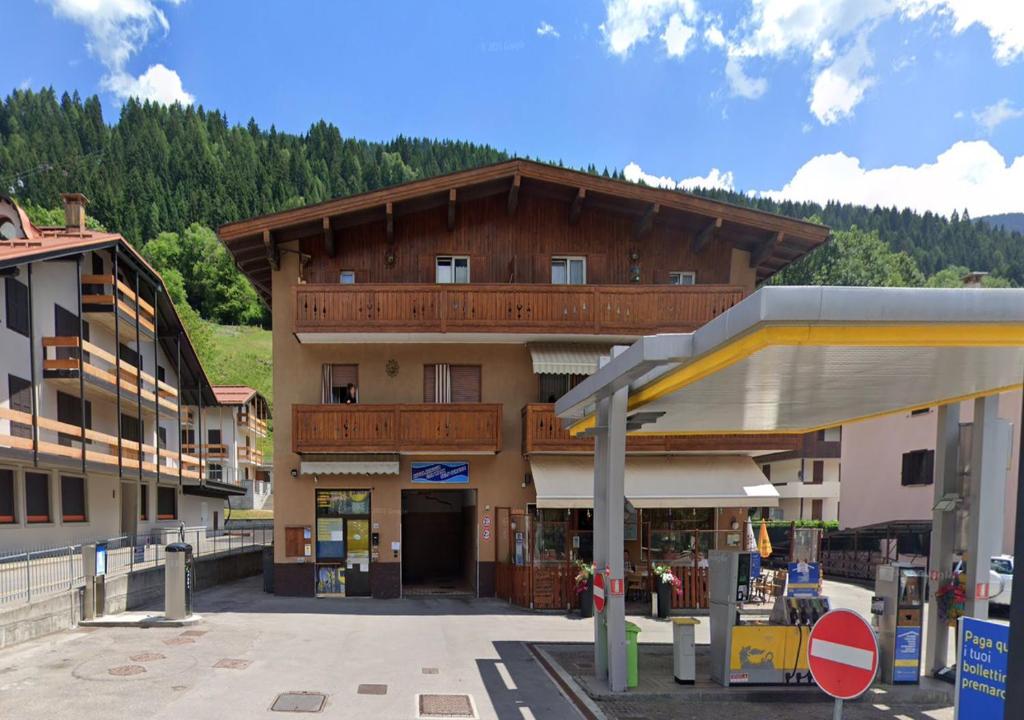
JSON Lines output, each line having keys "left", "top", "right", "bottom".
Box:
{"left": 339, "top": 270, "right": 356, "bottom": 284}
{"left": 57, "top": 391, "right": 92, "bottom": 446}
{"left": 901, "top": 449, "right": 934, "bottom": 486}
{"left": 8, "top": 374, "right": 32, "bottom": 439}
{"left": 0, "top": 469, "right": 15, "bottom": 523}
{"left": 538, "top": 374, "right": 586, "bottom": 403}
{"left": 139, "top": 483, "right": 149, "bottom": 521}
{"left": 25, "top": 471, "right": 50, "bottom": 523}
{"left": 669, "top": 271, "right": 696, "bottom": 285}
{"left": 423, "top": 364, "right": 481, "bottom": 403}
{"left": 60, "top": 475, "right": 87, "bottom": 522}
{"left": 157, "top": 486, "right": 177, "bottom": 520}
{"left": 5, "top": 277, "right": 29, "bottom": 337}
{"left": 551, "top": 256, "right": 586, "bottom": 285}
{"left": 435, "top": 256, "right": 470, "bottom": 284}
{"left": 321, "top": 364, "right": 358, "bottom": 403}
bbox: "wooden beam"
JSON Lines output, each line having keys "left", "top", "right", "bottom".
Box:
{"left": 634, "top": 202, "right": 660, "bottom": 238}
{"left": 323, "top": 217, "right": 335, "bottom": 258}
{"left": 263, "top": 229, "right": 279, "bottom": 272}
{"left": 507, "top": 173, "right": 521, "bottom": 215}
{"left": 750, "top": 231, "right": 784, "bottom": 268}
{"left": 692, "top": 217, "right": 723, "bottom": 254}
{"left": 385, "top": 201, "right": 394, "bottom": 242}
{"left": 447, "top": 188, "right": 457, "bottom": 231}
{"left": 569, "top": 187, "right": 587, "bottom": 225}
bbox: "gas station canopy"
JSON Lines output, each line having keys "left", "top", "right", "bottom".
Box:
{"left": 556, "top": 287, "right": 1024, "bottom": 436}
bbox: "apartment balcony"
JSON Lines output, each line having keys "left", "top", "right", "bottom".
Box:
{"left": 41, "top": 336, "right": 178, "bottom": 415}
{"left": 182, "top": 443, "right": 229, "bottom": 460}
{"left": 81, "top": 273, "right": 157, "bottom": 338}
{"left": 237, "top": 445, "right": 264, "bottom": 465}
{"left": 292, "top": 403, "right": 503, "bottom": 454}
{"left": 521, "top": 403, "right": 806, "bottom": 455}
{"left": 238, "top": 410, "right": 269, "bottom": 437}
{"left": 293, "top": 284, "right": 745, "bottom": 340}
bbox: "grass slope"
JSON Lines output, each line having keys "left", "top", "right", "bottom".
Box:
{"left": 203, "top": 324, "right": 273, "bottom": 460}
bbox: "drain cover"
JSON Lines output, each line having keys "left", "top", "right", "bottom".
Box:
{"left": 271, "top": 692, "right": 326, "bottom": 713}
{"left": 357, "top": 684, "right": 387, "bottom": 695}
{"left": 419, "top": 694, "right": 475, "bottom": 718}
{"left": 108, "top": 665, "right": 146, "bottom": 677}
{"left": 130, "top": 653, "right": 165, "bottom": 663}
{"left": 422, "top": 667, "right": 439, "bottom": 675}
{"left": 214, "top": 658, "right": 251, "bottom": 670}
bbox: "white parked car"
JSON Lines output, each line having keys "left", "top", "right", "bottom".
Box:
{"left": 952, "top": 555, "right": 1012, "bottom": 608}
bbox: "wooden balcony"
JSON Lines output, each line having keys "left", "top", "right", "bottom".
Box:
{"left": 81, "top": 274, "right": 157, "bottom": 337}
{"left": 521, "top": 403, "right": 805, "bottom": 455}
{"left": 237, "top": 445, "right": 264, "bottom": 465}
{"left": 292, "top": 403, "right": 503, "bottom": 454}
{"left": 238, "top": 410, "right": 269, "bottom": 437}
{"left": 183, "top": 443, "right": 229, "bottom": 460}
{"left": 294, "top": 284, "right": 745, "bottom": 337}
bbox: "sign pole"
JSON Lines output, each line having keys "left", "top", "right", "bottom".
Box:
{"left": 832, "top": 698, "right": 843, "bottom": 720}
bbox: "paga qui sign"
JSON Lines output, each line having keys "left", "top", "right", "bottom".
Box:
{"left": 955, "top": 616, "right": 1007, "bottom": 719}
{"left": 412, "top": 462, "right": 469, "bottom": 484}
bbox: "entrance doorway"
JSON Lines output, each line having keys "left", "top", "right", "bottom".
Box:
{"left": 314, "top": 489, "right": 371, "bottom": 597}
{"left": 401, "top": 489, "right": 477, "bottom": 596}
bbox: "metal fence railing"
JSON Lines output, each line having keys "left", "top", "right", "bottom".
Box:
{"left": 0, "top": 525, "right": 273, "bottom": 608}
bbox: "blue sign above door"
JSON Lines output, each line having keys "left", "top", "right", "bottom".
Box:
{"left": 412, "top": 462, "right": 469, "bottom": 484}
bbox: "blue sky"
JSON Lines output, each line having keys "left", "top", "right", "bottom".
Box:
{"left": 3, "top": 1, "right": 1023, "bottom": 216}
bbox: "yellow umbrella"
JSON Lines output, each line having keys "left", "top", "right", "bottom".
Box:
{"left": 758, "top": 518, "right": 773, "bottom": 559}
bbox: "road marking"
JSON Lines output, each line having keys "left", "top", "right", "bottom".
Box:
{"left": 518, "top": 706, "right": 536, "bottom": 720}
{"left": 495, "top": 662, "right": 517, "bottom": 690}
{"left": 809, "top": 638, "right": 874, "bottom": 671}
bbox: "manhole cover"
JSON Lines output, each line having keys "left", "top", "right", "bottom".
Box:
{"left": 108, "top": 665, "right": 146, "bottom": 677}
{"left": 130, "top": 653, "right": 165, "bottom": 663}
{"left": 357, "top": 684, "right": 387, "bottom": 695}
{"left": 422, "top": 667, "right": 439, "bottom": 675}
{"left": 181, "top": 630, "right": 207, "bottom": 637}
{"left": 271, "top": 692, "right": 326, "bottom": 713}
{"left": 163, "top": 637, "right": 195, "bottom": 647}
{"left": 418, "top": 694, "right": 476, "bottom": 718}
{"left": 214, "top": 658, "right": 251, "bottom": 670}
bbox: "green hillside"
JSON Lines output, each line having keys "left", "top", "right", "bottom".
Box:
{"left": 203, "top": 324, "right": 273, "bottom": 460}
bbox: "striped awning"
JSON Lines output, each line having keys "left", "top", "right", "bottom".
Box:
{"left": 299, "top": 454, "right": 400, "bottom": 476}
{"left": 529, "top": 343, "right": 612, "bottom": 375}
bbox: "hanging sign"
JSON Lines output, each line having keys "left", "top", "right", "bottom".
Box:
{"left": 412, "top": 462, "right": 469, "bottom": 484}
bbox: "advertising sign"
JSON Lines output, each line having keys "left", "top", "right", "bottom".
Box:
{"left": 729, "top": 625, "right": 809, "bottom": 684}
{"left": 95, "top": 543, "right": 107, "bottom": 577}
{"left": 749, "top": 552, "right": 761, "bottom": 579}
{"left": 893, "top": 626, "right": 921, "bottom": 683}
{"left": 955, "top": 617, "right": 1007, "bottom": 719}
{"left": 787, "top": 561, "right": 821, "bottom": 597}
{"left": 412, "top": 462, "right": 469, "bottom": 484}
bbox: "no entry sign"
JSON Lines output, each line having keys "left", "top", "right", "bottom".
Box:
{"left": 808, "top": 609, "right": 879, "bottom": 700}
{"left": 593, "top": 573, "right": 605, "bottom": 613}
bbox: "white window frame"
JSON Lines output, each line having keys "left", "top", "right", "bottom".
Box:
{"left": 339, "top": 270, "right": 356, "bottom": 284}
{"left": 551, "top": 256, "right": 587, "bottom": 285}
{"left": 669, "top": 271, "right": 696, "bottom": 285}
{"left": 435, "top": 256, "right": 470, "bottom": 284}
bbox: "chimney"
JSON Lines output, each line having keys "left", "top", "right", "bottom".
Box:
{"left": 60, "top": 192, "right": 89, "bottom": 234}
{"left": 961, "top": 270, "right": 988, "bottom": 288}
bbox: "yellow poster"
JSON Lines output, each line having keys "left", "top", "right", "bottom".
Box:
{"left": 729, "top": 626, "right": 810, "bottom": 684}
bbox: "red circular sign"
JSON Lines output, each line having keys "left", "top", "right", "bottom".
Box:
{"left": 593, "top": 573, "right": 605, "bottom": 613}
{"left": 807, "top": 609, "right": 878, "bottom": 700}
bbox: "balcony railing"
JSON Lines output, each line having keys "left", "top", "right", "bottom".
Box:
{"left": 294, "top": 284, "right": 745, "bottom": 336}
{"left": 41, "top": 336, "right": 178, "bottom": 414}
{"left": 81, "top": 274, "right": 156, "bottom": 336}
{"left": 182, "top": 443, "right": 228, "bottom": 460}
{"left": 238, "top": 410, "right": 269, "bottom": 437}
{"left": 293, "top": 403, "right": 503, "bottom": 454}
{"left": 521, "top": 403, "right": 805, "bottom": 455}
{"left": 237, "top": 445, "right": 264, "bottom": 465}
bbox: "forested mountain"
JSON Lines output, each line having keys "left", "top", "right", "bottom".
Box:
{"left": 979, "top": 213, "right": 1024, "bottom": 234}
{"left": 2, "top": 87, "right": 1021, "bottom": 328}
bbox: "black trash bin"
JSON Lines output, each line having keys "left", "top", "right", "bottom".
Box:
{"left": 262, "top": 545, "right": 274, "bottom": 593}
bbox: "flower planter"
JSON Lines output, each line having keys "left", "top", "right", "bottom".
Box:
{"left": 579, "top": 577, "right": 594, "bottom": 618}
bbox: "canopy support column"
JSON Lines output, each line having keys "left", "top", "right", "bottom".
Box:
{"left": 925, "top": 403, "right": 959, "bottom": 673}
{"left": 592, "top": 393, "right": 609, "bottom": 680}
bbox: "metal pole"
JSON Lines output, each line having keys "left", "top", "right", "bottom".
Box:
{"left": 76, "top": 255, "right": 87, "bottom": 473}
{"left": 605, "top": 368, "right": 629, "bottom": 693}
{"left": 925, "top": 403, "right": 959, "bottom": 673}
{"left": 833, "top": 698, "right": 843, "bottom": 720}
{"left": 592, "top": 384, "right": 610, "bottom": 680}
{"left": 964, "top": 396, "right": 1007, "bottom": 619}
{"left": 26, "top": 263, "right": 38, "bottom": 467}
{"left": 1005, "top": 383, "right": 1024, "bottom": 711}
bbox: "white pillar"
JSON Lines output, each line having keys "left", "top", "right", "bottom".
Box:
{"left": 605, "top": 379, "right": 629, "bottom": 692}
{"left": 925, "top": 403, "right": 959, "bottom": 672}
{"left": 592, "top": 393, "right": 610, "bottom": 680}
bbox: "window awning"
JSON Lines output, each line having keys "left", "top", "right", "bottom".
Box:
{"left": 299, "top": 453, "right": 400, "bottom": 476}
{"left": 529, "top": 455, "right": 779, "bottom": 509}
{"left": 529, "top": 343, "right": 612, "bottom": 375}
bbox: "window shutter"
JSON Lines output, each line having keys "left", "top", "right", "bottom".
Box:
{"left": 451, "top": 365, "right": 481, "bottom": 403}
{"left": 423, "top": 365, "right": 436, "bottom": 403}
{"left": 5, "top": 277, "right": 29, "bottom": 337}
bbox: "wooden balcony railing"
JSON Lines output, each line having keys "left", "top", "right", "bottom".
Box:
{"left": 41, "top": 336, "right": 178, "bottom": 414}
{"left": 238, "top": 410, "right": 269, "bottom": 437}
{"left": 294, "top": 284, "right": 745, "bottom": 336}
{"left": 81, "top": 274, "right": 156, "bottom": 335}
{"left": 293, "top": 403, "right": 503, "bottom": 454}
{"left": 521, "top": 403, "right": 805, "bottom": 455}
{"left": 182, "top": 443, "right": 228, "bottom": 460}
{"left": 237, "top": 445, "right": 264, "bottom": 464}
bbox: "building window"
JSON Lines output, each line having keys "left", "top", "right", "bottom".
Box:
{"left": 669, "top": 271, "right": 696, "bottom": 285}
{"left": 551, "top": 256, "right": 586, "bottom": 285}
{"left": 910, "top": 407, "right": 931, "bottom": 417}
{"left": 157, "top": 486, "right": 177, "bottom": 520}
{"left": 0, "top": 469, "right": 15, "bottom": 523}
{"left": 435, "top": 256, "right": 470, "bottom": 284}
{"left": 208, "top": 463, "right": 223, "bottom": 482}
{"left": 538, "top": 374, "right": 586, "bottom": 403}
{"left": 157, "top": 426, "right": 167, "bottom": 449}
{"left": 901, "top": 449, "right": 934, "bottom": 486}
{"left": 25, "top": 472, "right": 50, "bottom": 523}
{"left": 810, "top": 460, "right": 824, "bottom": 485}
{"left": 8, "top": 374, "right": 32, "bottom": 439}
{"left": 424, "top": 364, "right": 481, "bottom": 403}
{"left": 322, "top": 364, "right": 358, "bottom": 403}
{"left": 140, "top": 483, "right": 149, "bottom": 521}
{"left": 157, "top": 365, "right": 166, "bottom": 383}
{"left": 56, "top": 391, "right": 92, "bottom": 447}
{"left": 60, "top": 475, "right": 87, "bottom": 522}
{"left": 339, "top": 270, "right": 356, "bottom": 284}
{"left": 811, "top": 499, "right": 823, "bottom": 521}
{"left": 4, "top": 277, "right": 29, "bottom": 337}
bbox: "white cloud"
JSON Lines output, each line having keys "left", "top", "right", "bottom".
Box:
{"left": 704, "top": 24, "right": 725, "bottom": 47}
{"left": 902, "top": 0, "right": 1024, "bottom": 64}
{"left": 622, "top": 162, "right": 735, "bottom": 191}
{"left": 661, "top": 13, "right": 697, "bottom": 57}
{"left": 536, "top": 21, "right": 560, "bottom": 38}
{"left": 45, "top": 0, "right": 193, "bottom": 104}
{"left": 760, "top": 140, "right": 1024, "bottom": 216}
{"left": 972, "top": 98, "right": 1024, "bottom": 134}
{"left": 808, "top": 32, "right": 875, "bottom": 125}
{"left": 724, "top": 56, "right": 767, "bottom": 99}
{"left": 601, "top": 0, "right": 697, "bottom": 57}
{"left": 623, "top": 161, "right": 679, "bottom": 189}
{"left": 103, "top": 63, "right": 194, "bottom": 105}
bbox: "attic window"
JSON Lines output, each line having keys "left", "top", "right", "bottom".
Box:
{"left": 0, "top": 218, "right": 18, "bottom": 240}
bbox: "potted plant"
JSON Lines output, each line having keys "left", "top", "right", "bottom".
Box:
{"left": 652, "top": 564, "right": 682, "bottom": 618}
{"left": 575, "top": 561, "right": 595, "bottom": 618}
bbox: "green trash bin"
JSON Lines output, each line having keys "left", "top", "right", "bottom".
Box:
{"left": 625, "top": 621, "right": 641, "bottom": 688}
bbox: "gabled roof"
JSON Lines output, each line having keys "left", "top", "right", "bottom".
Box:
{"left": 212, "top": 385, "right": 258, "bottom": 405}
{"left": 218, "top": 158, "right": 831, "bottom": 305}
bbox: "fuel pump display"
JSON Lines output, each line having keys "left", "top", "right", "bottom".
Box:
{"left": 874, "top": 563, "right": 924, "bottom": 684}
